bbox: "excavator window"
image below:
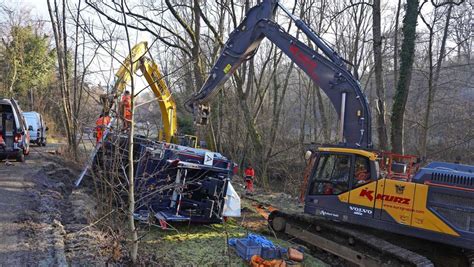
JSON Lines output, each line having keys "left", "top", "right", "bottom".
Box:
{"left": 309, "top": 153, "right": 351, "bottom": 195}
{"left": 353, "top": 156, "right": 371, "bottom": 188}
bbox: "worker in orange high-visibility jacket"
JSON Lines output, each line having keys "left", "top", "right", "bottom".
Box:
{"left": 95, "top": 112, "right": 111, "bottom": 144}
{"left": 244, "top": 164, "right": 255, "bottom": 194}
{"left": 121, "top": 90, "right": 132, "bottom": 130}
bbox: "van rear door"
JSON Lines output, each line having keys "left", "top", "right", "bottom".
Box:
{"left": 11, "top": 100, "right": 26, "bottom": 131}
{"left": 10, "top": 100, "right": 29, "bottom": 151}
{"left": 0, "top": 103, "right": 16, "bottom": 149}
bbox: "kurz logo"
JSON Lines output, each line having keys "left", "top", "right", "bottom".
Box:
{"left": 395, "top": 184, "right": 405, "bottom": 194}
{"left": 359, "top": 188, "right": 410, "bottom": 204}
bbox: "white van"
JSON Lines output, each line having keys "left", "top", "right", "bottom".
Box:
{"left": 23, "top": 111, "right": 47, "bottom": 146}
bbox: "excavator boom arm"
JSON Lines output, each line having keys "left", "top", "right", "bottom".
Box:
{"left": 186, "top": 0, "right": 372, "bottom": 148}
{"left": 107, "top": 42, "right": 177, "bottom": 142}
{"left": 140, "top": 58, "right": 177, "bottom": 142}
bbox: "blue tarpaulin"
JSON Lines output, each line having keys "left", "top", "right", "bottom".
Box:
{"left": 228, "top": 233, "right": 287, "bottom": 252}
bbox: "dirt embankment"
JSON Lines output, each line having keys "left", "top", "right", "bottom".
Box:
{"left": 0, "top": 148, "right": 110, "bottom": 266}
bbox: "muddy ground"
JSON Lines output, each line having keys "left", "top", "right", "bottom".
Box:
{"left": 0, "top": 144, "right": 110, "bottom": 266}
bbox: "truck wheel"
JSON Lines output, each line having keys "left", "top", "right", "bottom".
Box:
{"left": 16, "top": 152, "right": 25, "bottom": 162}
{"left": 42, "top": 138, "right": 47, "bottom": 146}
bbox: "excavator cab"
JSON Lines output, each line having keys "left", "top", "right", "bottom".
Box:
{"left": 176, "top": 134, "right": 198, "bottom": 148}
{"left": 164, "top": 133, "right": 197, "bottom": 148}
{"left": 303, "top": 146, "right": 379, "bottom": 220}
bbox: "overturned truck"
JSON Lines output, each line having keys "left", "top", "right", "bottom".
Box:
{"left": 92, "top": 134, "right": 238, "bottom": 226}
{"left": 77, "top": 41, "right": 239, "bottom": 227}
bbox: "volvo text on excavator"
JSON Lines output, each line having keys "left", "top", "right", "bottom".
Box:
{"left": 184, "top": 0, "right": 474, "bottom": 261}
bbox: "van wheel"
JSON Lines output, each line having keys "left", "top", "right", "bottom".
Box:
{"left": 42, "top": 138, "right": 47, "bottom": 146}
{"left": 16, "top": 152, "right": 25, "bottom": 162}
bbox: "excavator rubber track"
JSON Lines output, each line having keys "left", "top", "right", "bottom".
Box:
{"left": 268, "top": 210, "right": 434, "bottom": 266}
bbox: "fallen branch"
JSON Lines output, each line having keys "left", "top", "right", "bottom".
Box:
{"left": 73, "top": 208, "right": 116, "bottom": 235}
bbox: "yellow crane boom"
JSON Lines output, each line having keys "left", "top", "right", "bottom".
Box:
{"left": 77, "top": 42, "right": 197, "bottom": 187}
{"left": 110, "top": 41, "right": 177, "bottom": 143}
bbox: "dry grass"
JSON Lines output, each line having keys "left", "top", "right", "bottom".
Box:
{"left": 137, "top": 200, "right": 327, "bottom": 266}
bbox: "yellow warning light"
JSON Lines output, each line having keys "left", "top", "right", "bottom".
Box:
{"left": 224, "top": 64, "right": 232, "bottom": 74}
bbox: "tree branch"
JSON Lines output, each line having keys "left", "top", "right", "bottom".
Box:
{"left": 164, "top": 0, "right": 196, "bottom": 44}
{"left": 197, "top": 5, "right": 223, "bottom": 46}
{"left": 84, "top": 0, "right": 191, "bottom": 56}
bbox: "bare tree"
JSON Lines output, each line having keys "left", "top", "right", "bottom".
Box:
{"left": 419, "top": 1, "right": 459, "bottom": 159}
{"left": 393, "top": 0, "right": 402, "bottom": 92}
{"left": 118, "top": 0, "right": 139, "bottom": 262}
{"left": 47, "top": 0, "right": 77, "bottom": 156}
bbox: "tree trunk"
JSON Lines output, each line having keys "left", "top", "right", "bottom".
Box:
{"left": 234, "top": 62, "right": 263, "bottom": 171}
{"left": 420, "top": 3, "right": 453, "bottom": 159}
{"left": 8, "top": 60, "right": 17, "bottom": 94}
{"left": 420, "top": 22, "right": 434, "bottom": 159}
{"left": 372, "top": 0, "right": 389, "bottom": 150}
{"left": 261, "top": 56, "right": 292, "bottom": 186}
{"left": 313, "top": 0, "right": 330, "bottom": 142}
{"left": 121, "top": 0, "right": 138, "bottom": 262}
{"left": 390, "top": 0, "right": 419, "bottom": 154}
{"left": 393, "top": 0, "right": 402, "bottom": 91}
{"left": 192, "top": 0, "right": 203, "bottom": 90}
{"left": 299, "top": 73, "right": 311, "bottom": 151}
{"left": 47, "top": 0, "right": 75, "bottom": 156}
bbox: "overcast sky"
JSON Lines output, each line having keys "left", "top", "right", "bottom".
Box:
{"left": 16, "top": 0, "right": 49, "bottom": 19}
